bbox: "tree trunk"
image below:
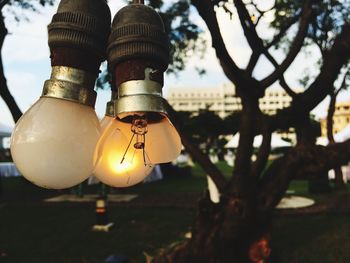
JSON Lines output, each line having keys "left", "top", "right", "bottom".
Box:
{"left": 327, "top": 92, "right": 346, "bottom": 191}
{"left": 153, "top": 192, "right": 271, "bottom": 263}
{"left": 0, "top": 13, "right": 23, "bottom": 123}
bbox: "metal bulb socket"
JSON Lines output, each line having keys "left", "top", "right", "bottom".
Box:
{"left": 42, "top": 66, "right": 97, "bottom": 107}
{"left": 108, "top": 2, "right": 170, "bottom": 118}
{"left": 108, "top": 3, "right": 169, "bottom": 71}
{"left": 48, "top": 0, "right": 111, "bottom": 61}
{"left": 115, "top": 79, "right": 168, "bottom": 119}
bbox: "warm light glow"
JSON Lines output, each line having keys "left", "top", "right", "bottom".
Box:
{"left": 100, "top": 115, "right": 114, "bottom": 131}
{"left": 109, "top": 158, "right": 135, "bottom": 174}
{"left": 116, "top": 114, "right": 182, "bottom": 164}
{"left": 93, "top": 119, "right": 154, "bottom": 187}
{"left": 93, "top": 113, "right": 181, "bottom": 187}
{"left": 11, "top": 97, "right": 101, "bottom": 189}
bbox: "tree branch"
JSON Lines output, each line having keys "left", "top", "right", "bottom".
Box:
{"left": 326, "top": 92, "right": 337, "bottom": 143}
{"left": 234, "top": 0, "right": 301, "bottom": 99}
{"left": 0, "top": 13, "right": 22, "bottom": 122}
{"left": 251, "top": 118, "right": 272, "bottom": 177}
{"left": 327, "top": 66, "right": 350, "bottom": 142}
{"left": 0, "top": 0, "right": 9, "bottom": 11}
{"left": 261, "top": 1, "right": 313, "bottom": 88}
{"left": 165, "top": 102, "right": 227, "bottom": 191}
{"left": 265, "top": 14, "right": 301, "bottom": 50}
{"left": 262, "top": 51, "right": 297, "bottom": 98}
{"left": 246, "top": 51, "right": 260, "bottom": 76}
{"left": 234, "top": 0, "right": 265, "bottom": 53}
{"left": 269, "top": 25, "right": 350, "bottom": 132}
{"left": 232, "top": 97, "right": 259, "bottom": 179}
{"left": 191, "top": 0, "right": 246, "bottom": 88}
{"left": 258, "top": 139, "right": 350, "bottom": 211}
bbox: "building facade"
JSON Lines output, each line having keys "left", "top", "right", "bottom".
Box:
{"left": 320, "top": 100, "right": 350, "bottom": 137}
{"left": 165, "top": 83, "right": 294, "bottom": 118}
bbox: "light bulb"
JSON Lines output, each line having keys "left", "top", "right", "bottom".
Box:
{"left": 93, "top": 117, "right": 154, "bottom": 187}
{"left": 9, "top": 0, "right": 111, "bottom": 190}
{"left": 99, "top": 0, "right": 182, "bottom": 188}
{"left": 116, "top": 113, "right": 181, "bottom": 164}
{"left": 11, "top": 97, "right": 101, "bottom": 189}
{"left": 100, "top": 115, "right": 114, "bottom": 131}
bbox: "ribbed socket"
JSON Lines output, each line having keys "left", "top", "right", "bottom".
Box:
{"left": 108, "top": 3, "right": 169, "bottom": 71}
{"left": 48, "top": 0, "right": 111, "bottom": 60}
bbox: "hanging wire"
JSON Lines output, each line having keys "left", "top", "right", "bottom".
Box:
{"left": 132, "top": 0, "right": 145, "bottom": 4}
{"left": 120, "top": 133, "right": 135, "bottom": 164}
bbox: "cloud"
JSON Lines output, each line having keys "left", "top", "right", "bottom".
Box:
{"left": 3, "top": 5, "right": 56, "bottom": 64}
{"left": 6, "top": 71, "right": 43, "bottom": 111}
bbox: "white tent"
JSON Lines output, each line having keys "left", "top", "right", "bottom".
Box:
{"left": 334, "top": 124, "right": 350, "bottom": 141}
{"left": 225, "top": 133, "right": 291, "bottom": 149}
{"left": 0, "top": 123, "right": 12, "bottom": 137}
{"left": 0, "top": 123, "right": 12, "bottom": 149}
{"left": 317, "top": 124, "right": 350, "bottom": 146}
{"left": 316, "top": 136, "right": 328, "bottom": 146}
{"left": 316, "top": 125, "right": 350, "bottom": 182}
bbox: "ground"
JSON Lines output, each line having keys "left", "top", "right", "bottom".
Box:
{"left": 0, "top": 163, "right": 350, "bottom": 263}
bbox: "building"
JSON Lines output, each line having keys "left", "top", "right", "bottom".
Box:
{"left": 165, "top": 83, "right": 294, "bottom": 118}
{"left": 320, "top": 100, "right": 350, "bottom": 137}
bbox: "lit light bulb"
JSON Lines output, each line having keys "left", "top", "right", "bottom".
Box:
{"left": 100, "top": 115, "right": 114, "bottom": 131}
{"left": 116, "top": 112, "right": 181, "bottom": 164}
{"left": 94, "top": 0, "right": 183, "bottom": 188}
{"left": 93, "top": 116, "right": 154, "bottom": 187}
{"left": 100, "top": 92, "right": 116, "bottom": 131}
{"left": 11, "top": 97, "right": 101, "bottom": 189}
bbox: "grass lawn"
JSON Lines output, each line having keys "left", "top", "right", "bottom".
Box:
{"left": 0, "top": 203, "right": 195, "bottom": 263}
{"left": 1, "top": 162, "right": 350, "bottom": 262}
{"left": 272, "top": 214, "right": 350, "bottom": 263}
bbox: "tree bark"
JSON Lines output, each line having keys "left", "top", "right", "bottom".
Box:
{"left": 152, "top": 5, "right": 350, "bottom": 263}
{"left": 327, "top": 91, "right": 346, "bottom": 190}
{"left": 0, "top": 13, "right": 22, "bottom": 123}
{"left": 153, "top": 191, "right": 271, "bottom": 263}
{"left": 270, "top": 25, "right": 350, "bottom": 132}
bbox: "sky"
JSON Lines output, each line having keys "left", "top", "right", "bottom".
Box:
{"left": 0, "top": 0, "right": 349, "bottom": 128}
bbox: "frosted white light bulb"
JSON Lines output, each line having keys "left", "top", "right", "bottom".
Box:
{"left": 93, "top": 119, "right": 154, "bottom": 187}
{"left": 11, "top": 97, "right": 101, "bottom": 189}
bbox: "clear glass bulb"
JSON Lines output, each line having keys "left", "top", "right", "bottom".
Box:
{"left": 115, "top": 113, "right": 182, "bottom": 164}
{"left": 100, "top": 115, "right": 114, "bottom": 131}
{"left": 93, "top": 118, "right": 154, "bottom": 187}
{"left": 11, "top": 97, "right": 101, "bottom": 189}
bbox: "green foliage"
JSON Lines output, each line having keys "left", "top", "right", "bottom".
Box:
{"left": 175, "top": 108, "right": 241, "bottom": 156}
{"left": 271, "top": 0, "right": 350, "bottom": 51}
{"left": 271, "top": 0, "right": 303, "bottom": 30}
{"left": 310, "top": 115, "right": 321, "bottom": 137}
{"left": 307, "top": 0, "right": 350, "bottom": 51}
{"left": 270, "top": 0, "right": 350, "bottom": 88}
{"left": 6, "top": 0, "right": 55, "bottom": 9}
{"left": 3, "top": 0, "right": 55, "bottom": 21}
{"left": 151, "top": 0, "right": 207, "bottom": 75}
{"left": 96, "top": 0, "right": 207, "bottom": 89}
{"left": 95, "top": 62, "right": 111, "bottom": 90}
{"left": 223, "top": 111, "right": 241, "bottom": 135}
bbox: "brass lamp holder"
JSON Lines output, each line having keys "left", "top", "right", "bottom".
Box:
{"left": 41, "top": 0, "right": 111, "bottom": 108}
{"left": 105, "top": 90, "right": 117, "bottom": 117}
{"left": 42, "top": 66, "right": 97, "bottom": 107}
{"left": 107, "top": 0, "right": 169, "bottom": 117}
